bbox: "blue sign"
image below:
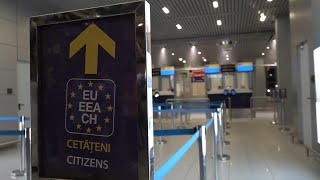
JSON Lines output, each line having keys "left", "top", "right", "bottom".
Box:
{"left": 160, "top": 69, "right": 175, "bottom": 76}
{"left": 204, "top": 67, "right": 220, "bottom": 74}
{"left": 236, "top": 65, "right": 254, "bottom": 72}
{"left": 35, "top": 14, "right": 143, "bottom": 179}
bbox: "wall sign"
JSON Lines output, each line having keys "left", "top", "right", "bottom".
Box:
{"left": 31, "top": 2, "right": 153, "bottom": 180}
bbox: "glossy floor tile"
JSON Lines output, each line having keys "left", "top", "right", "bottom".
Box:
{"left": 0, "top": 115, "right": 319, "bottom": 180}
{"left": 154, "top": 115, "right": 320, "bottom": 180}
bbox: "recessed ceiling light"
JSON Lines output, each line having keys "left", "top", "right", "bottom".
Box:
{"left": 267, "top": 46, "right": 270, "bottom": 49}
{"left": 192, "top": 45, "right": 196, "bottom": 49}
{"left": 198, "top": 51, "right": 202, "bottom": 55}
{"left": 183, "top": 60, "right": 186, "bottom": 63}
{"left": 273, "top": 39, "right": 276, "bottom": 43}
{"left": 217, "top": 20, "right": 222, "bottom": 26}
{"left": 138, "top": 23, "right": 143, "bottom": 27}
{"left": 226, "top": 55, "right": 229, "bottom": 58}
{"left": 202, "top": 57, "right": 205, "bottom": 59}
{"left": 176, "top": 24, "right": 182, "bottom": 30}
{"left": 226, "top": 57, "right": 230, "bottom": 60}
{"left": 162, "top": 7, "right": 170, "bottom": 14}
{"left": 258, "top": 10, "right": 261, "bottom": 14}
{"left": 267, "top": 0, "right": 273, "bottom": 2}
{"left": 172, "top": 53, "right": 175, "bottom": 56}
{"left": 179, "top": 58, "right": 183, "bottom": 61}
{"left": 260, "top": 13, "right": 267, "bottom": 22}
{"left": 262, "top": 53, "right": 265, "bottom": 56}
{"left": 212, "top": 1, "right": 219, "bottom": 8}
{"left": 203, "top": 59, "right": 207, "bottom": 62}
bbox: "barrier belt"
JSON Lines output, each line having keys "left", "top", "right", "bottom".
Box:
{"left": 0, "top": 130, "right": 25, "bottom": 136}
{"left": 153, "top": 109, "right": 215, "bottom": 113}
{"left": 154, "top": 129, "right": 195, "bottom": 136}
{"left": 154, "top": 130, "right": 200, "bottom": 180}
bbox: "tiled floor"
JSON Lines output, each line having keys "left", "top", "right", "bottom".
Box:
{"left": 0, "top": 115, "right": 320, "bottom": 180}
{"left": 154, "top": 116, "right": 320, "bottom": 180}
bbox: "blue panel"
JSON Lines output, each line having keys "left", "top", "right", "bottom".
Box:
{"left": 161, "top": 69, "right": 175, "bottom": 76}
{"left": 204, "top": 67, "right": 220, "bottom": 74}
{"left": 236, "top": 65, "right": 254, "bottom": 72}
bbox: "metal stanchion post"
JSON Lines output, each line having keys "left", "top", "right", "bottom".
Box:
{"left": 156, "top": 106, "right": 167, "bottom": 144}
{"left": 25, "top": 127, "right": 32, "bottom": 180}
{"left": 198, "top": 125, "right": 207, "bottom": 180}
{"left": 215, "top": 112, "right": 230, "bottom": 161}
{"left": 222, "top": 102, "right": 230, "bottom": 136}
{"left": 279, "top": 99, "right": 290, "bottom": 132}
{"left": 218, "top": 108, "right": 230, "bottom": 146}
{"left": 212, "top": 112, "right": 218, "bottom": 180}
{"left": 11, "top": 116, "right": 26, "bottom": 177}
{"left": 171, "top": 103, "right": 174, "bottom": 128}
{"left": 228, "top": 97, "right": 232, "bottom": 123}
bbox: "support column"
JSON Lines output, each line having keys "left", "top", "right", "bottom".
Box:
{"left": 276, "top": 16, "right": 293, "bottom": 125}
{"left": 253, "top": 58, "right": 266, "bottom": 107}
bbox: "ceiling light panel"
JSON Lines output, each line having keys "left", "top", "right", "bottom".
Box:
{"left": 162, "top": 7, "right": 170, "bottom": 14}
{"left": 212, "top": 1, "right": 219, "bottom": 8}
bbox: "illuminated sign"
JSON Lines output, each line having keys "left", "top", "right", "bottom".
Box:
{"left": 236, "top": 62, "right": 254, "bottom": 72}
{"left": 204, "top": 64, "right": 220, "bottom": 74}
{"left": 161, "top": 66, "right": 175, "bottom": 76}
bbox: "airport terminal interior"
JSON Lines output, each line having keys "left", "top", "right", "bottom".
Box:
{"left": 1, "top": 0, "right": 320, "bottom": 180}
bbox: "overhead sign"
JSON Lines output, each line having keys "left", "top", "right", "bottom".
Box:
{"left": 161, "top": 66, "right": 175, "bottom": 76}
{"left": 236, "top": 62, "right": 254, "bottom": 72}
{"left": 152, "top": 68, "right": 161, "bottom": 76}
{"left": 221, "top": 64, "right": 236, "bottom": 72}
{"left": 204, "top": 64, "right": 220, "bottom": 74}
{"left": 31, "top": 2, "right": 153, "bottom": 179}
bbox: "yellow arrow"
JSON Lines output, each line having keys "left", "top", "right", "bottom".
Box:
{"left": 69, "top": 23, "right": 116, "bottom": 74}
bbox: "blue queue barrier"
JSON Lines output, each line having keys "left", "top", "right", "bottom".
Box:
{"left": 153, "top": 101, "right": 223, "bottom": 109}
{"left": 154, "top": 117, "right": 217, "bottom": 180}
{"left": 0, "top": 116, "right": 29, "bottom": 177}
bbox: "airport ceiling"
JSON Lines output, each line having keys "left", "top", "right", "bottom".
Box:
{"left": 33, "top": 0, "right": 289, "bottom": 67}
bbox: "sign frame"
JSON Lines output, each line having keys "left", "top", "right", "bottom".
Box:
{"left": 30, "top": 1, "right": 154, "bottom": 179}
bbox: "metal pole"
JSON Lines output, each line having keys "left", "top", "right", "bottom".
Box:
{"left": 280, "top": 99, "right": 290, "bottom": 132}
{"left": 222, "top": 102, "right": 230, "bottom": 136}
{"left": 25, "top": 127, "right": 32, "bottom": 180}
{"left": 171, "top": 103, "right": 174, "bottom": 128}
{"left": 228, "top": 97, "right": 232, "bottom": 122}
{"left": 11, "top": 116, "right": 25, "bottom": 177}
{"left": 212, "top": 112, "right": 218, "bottom": 180}
{"left": 218, "top": 108, "right": 230, "bottom": 146}
{"left": 216, "top": 112, "right": 230, "bottom": 161}
{"left": 156, "top": 106, "right": 167, "bottom": 144}
{"left": 198, "top": 125, "right": 207, "bottom": 180}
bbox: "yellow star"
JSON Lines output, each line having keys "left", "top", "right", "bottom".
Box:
{"left": 104, "top": 117, "right": 110, "bottom": 123}
{"left": 96, "top": 125, "right": 102, "bottom": 131}
{"left": 67, "top": 103, "right": 72, "bottom": 109}
{"left": 69, "top": 114, "right": 75, "bottom": 121}
{"left": 78, "top": 84, "right": 83, "bottom": 90}
{"left": 98, "top": 84, "right": 104, "bottom": 91}
{"left": 107, "top": 105, "right": 113, "bottom": 112}
{"left": 88, "top": 81, "right": 93, "bottom": 87}
{"left": 76, "top": 124, "right": 81, "bottom": 129}
{"left": 70, "top": 92, "right": 76, "bottom": 98}
{"left": 86, "top": 127, "right": 92, "bottom": 134}
{"left": 105, "top": 94, "right": 111, "bottom": 100}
